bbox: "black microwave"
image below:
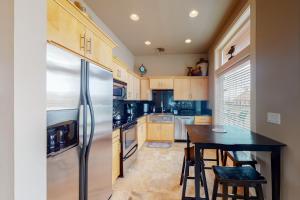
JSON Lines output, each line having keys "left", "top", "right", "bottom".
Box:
{"left": 113, "top": 79, "right": 127, "bottom": 100}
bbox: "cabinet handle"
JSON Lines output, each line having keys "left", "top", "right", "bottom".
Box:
{"left": 80, "top": 34, "right": 86, "bottom": 50}
{"left": 86, "top": 38, "right": 92, "bottom": 54}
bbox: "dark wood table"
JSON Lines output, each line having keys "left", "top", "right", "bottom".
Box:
{"left": 186, "top": 125, "right": 286, "bottom": 200}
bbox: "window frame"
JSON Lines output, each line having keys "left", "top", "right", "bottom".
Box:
{"left": 213, "top": 2, "right": 256, "bottom": 130}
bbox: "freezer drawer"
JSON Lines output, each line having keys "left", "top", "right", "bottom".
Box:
{"left": 47, "top": 146, "right": 80, "bottom": 200}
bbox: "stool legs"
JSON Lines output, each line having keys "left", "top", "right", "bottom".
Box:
{"left": 180, "top": 157, "right": 185, "bottom": 185}
{"left": 255, "top": 185, "right": 264, "bottom": 200}
{"left": 222, "top": 183, "right": 228, "bottom": 200}
{"left": 212, "top": 179, "right": 219, "bottom": 200}
{"left": 181, "top": 160, "right": 190, "bottom": 200}
{"left": 244, "top": 186, "right": 250, "bottom": 200}
{"left": 200, "top": 161, "right": 209, "bottom": 199}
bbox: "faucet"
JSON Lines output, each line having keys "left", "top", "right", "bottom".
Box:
{"left": 161, "top": 100, "right": 165, "bottom": 113}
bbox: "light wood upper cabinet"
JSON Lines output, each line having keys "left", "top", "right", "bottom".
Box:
{"left": 126, "top": 73, "right": 140, "bottom": 101}
{"left": 112, "top": 57, "right": 127, "bottom": 83}
{"left": 190, "top": 78, "right": 208, "bottom": 100}
{"left": 85, "top": 30, "right": 113, "bottom": 69}
{"left": 48, "top": 0, "right": 86, "bottom": 56}
{"left": 150, "top": 78, "right": 173, "bottom": 90}
{"left": 174, "top": 77, "right": 208, "bottom": 100}
{"left": 47, "top": 0, "right": 116, "bottom": 69}
{"left": 140, "top": 79, "right": 152, "bottom": 101}
{"left": 174, "top": 79, "right": 191, "bottom": 100}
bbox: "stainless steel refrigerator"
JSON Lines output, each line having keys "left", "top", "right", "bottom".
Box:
{"left": 46, "top": 44, "right": 113, "bottom": 200}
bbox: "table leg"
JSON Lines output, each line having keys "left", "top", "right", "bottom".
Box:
{"left": 271, "top": 148, "right": 281, "bottom": 200}
{"left": 194, "top": 145, "right": 201, "bottom": 200}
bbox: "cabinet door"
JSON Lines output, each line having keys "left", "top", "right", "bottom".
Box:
{"left": 142, "top": 123, "right": 147, "bottom": 144}
{"left": 48, "top": 0, "right": 86, "bottom": 56}
{"left": 120, "top": 67, "right": 127, "bottom": 83}
{"left": 140, "top": 79, "right": 151, "bottom": 100}
{"left": 126, "top": 74, "right": 133, "bottom": 100}
{"left": 174, "top": 79, "right": 191, "bottom": 100}
{"left": 112, "top": 129, "right": 120, "bottom": 184}
{"left": 85, "top": 31, "right": 113, "bottom": 70}
{"left": 190, "top": 78, "right": 208, "bottom": 100}
{"left": 160, "top": 79, "right": 174, "bottom": 89}
{"left": 134, "top": 77, "right": 140, "bottom": 100}
{"left": 147, "top": 123, "right": 161, "bottom": 141}
{"left": 149, "top": 79, "right": 161, "bottom": 89}
{"left": 160, "top": 124, "right": 174, "bottom": 141}
{"left": 137, "top": 123, "right": 147, "bottom": 150}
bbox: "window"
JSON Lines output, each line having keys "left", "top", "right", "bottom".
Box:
{"left": 214, "top": 5, "right": 251, "bottom": 130}
{"left": 221, "top": 20, "right": 250, "bottom": 65}
{"left": 216, "top": 60, "right": 251, "bottom": 129}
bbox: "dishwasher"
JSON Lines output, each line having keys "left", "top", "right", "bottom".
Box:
{"left": 175, "top": 116, "right": 195, "bottom": 141}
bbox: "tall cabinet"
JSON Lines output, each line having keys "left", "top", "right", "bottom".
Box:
{"left": 47, "top": 0, "right": 116, "bottom": 70}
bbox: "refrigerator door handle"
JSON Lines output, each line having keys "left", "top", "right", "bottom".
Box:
{"left": 85, "top": 63, "right": 95, "bottom": 157}
{"left": 84, "top": 63, "right": 96, "bottom": 200}
{"left": 79, "top": 60, "right": 88, "bottom": 200}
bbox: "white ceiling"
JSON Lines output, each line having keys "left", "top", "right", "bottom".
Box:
{"left": 84, "top": 0, "right": 238, "bottom": 56}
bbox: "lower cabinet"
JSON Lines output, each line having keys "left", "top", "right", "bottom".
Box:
{"left": 137, "top": 121, "right": 147, "bottom": 150}
{"left": 112, "top": 129, "right": 120, "bottom": 185}
{"left": 147, "top": 123, "right": 174, "bottom": 142}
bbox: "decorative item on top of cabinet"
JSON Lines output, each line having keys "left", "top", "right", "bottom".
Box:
{"left": 149, "top": 77, "right": 173, "bottom": 90}
{"left": 47, "top": 0, "right": 116, "bottom": 70}
{"left": 138, "top": 64, "right": 147, "bottom": 77}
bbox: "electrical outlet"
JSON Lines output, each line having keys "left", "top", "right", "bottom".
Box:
{"left": 267, "top": 112, "right": 281, "bottom": 124}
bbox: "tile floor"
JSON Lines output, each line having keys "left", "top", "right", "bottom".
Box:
{"left": 111, "top": 143, "right": 218, "bottom": 200}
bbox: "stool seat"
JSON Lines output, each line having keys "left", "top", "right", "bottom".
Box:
{"left": 213, "top": 166, "right": 266, "bottom": 182}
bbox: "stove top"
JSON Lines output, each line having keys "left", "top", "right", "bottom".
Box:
{"left": 113, "top": 117, "right": 137, "bottom": 130}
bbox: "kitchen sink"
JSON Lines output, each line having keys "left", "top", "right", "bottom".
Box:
{"left": 148, "top": 113, "right": 174, "bottom": 123}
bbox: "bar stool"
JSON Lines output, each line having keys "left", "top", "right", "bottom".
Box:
{"left": 180, "top": 137, "right": 209, "bottom": 200}
{"left": 223, "top": 151, "right": 257, "bottom": 168}
{"left": 212, "top": 166, "right": 266, "bottom": 200}
{"left": 202, "top": 149, "right": 221, "bottom": 169}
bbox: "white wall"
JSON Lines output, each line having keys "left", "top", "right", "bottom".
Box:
{"left": 79, "top": 0, "right": 135, "bottom": 69}
{"left": 0, "top": 0, "right": 47, "bottom": 199}
{"left": 135, "top": 54, "right": 207, "bottom": 76}
{"left": 0, "top": 0, "right": 14, "bottom": 199}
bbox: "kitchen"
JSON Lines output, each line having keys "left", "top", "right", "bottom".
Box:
{"left": 1, "top": 0, "right": 299, "bottom": 200}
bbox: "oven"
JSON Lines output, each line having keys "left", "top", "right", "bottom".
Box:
{"left": 120, "top": 121, "right": 138, "bottom": 176}
{"left": 113, "top": 79, "right": 127, "bottom": 100}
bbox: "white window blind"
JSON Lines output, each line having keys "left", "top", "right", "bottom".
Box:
{"left": 216, "top": 60, "right": 251, "bottom": 129}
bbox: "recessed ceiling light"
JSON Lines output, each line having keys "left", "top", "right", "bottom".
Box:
{"left": 130, "top": 14, "right": 140, "bottom": 21}
{"left": 185, "top": 39, "right": 192, "bottom": 44}
{"left": 145, "top": 41, "right": 151, "bottom": 46}
{"left": 189, "top": 10, "right": 199, "bottom": 18}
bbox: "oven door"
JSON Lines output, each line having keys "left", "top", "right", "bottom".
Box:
{"left": 122, "top": 125, "right": 137, "bottom": 154}
{"left": 122, "top": 125, "right": 138, "bottom": 174}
